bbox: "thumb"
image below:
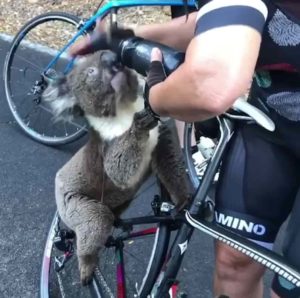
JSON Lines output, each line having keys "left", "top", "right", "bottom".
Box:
{"left": 147, "top": 48, "right": 166, "bottom": 89}
{"left": 95, "top": 19, "right": 106, "bottom": 33}
{"left": 151, "top": 47, "right": 162, "bottom": 62}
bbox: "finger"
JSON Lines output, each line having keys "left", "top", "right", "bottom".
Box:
{"left": 151, "top": 47, "right": 162, "bottom": 62}
{"left": 69, "top": 18, "right": 107, "bottom": 57}
{"left": 68, "top": 36, "right": 91, "bottom": 57}
{"left": 95, "top": 18, "right": 106, "bottom": 33}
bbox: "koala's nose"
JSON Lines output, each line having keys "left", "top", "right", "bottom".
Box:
{"left": 101, "top": 51, "right": 118, "bottom": 68}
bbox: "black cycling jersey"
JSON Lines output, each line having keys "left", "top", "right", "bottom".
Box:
{"left": 271, "top": 0, "right": 300, "bottom": 25}
{"left": 193, "top": 1, "right": 300, "bottom": 297}
{"left": 196, "top": 0, "right": 300, "bottom": 72}
{"left": 195, "top": 0, "right": 300, "bottom": 121}
{"left": 258, "top": 1, "right": 300, "bottom": 72}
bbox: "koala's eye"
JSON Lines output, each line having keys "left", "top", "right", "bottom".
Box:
{"left": 87, "top": 67, "right": 98, "bottom": 75}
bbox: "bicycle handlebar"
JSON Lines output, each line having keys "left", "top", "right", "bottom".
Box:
{"left": 114, "top": 36, "right": 185, "bottom": 76}
{"left": 231, "top": 98, "right": 275, "bottom": 131}
{"left": 113, "top": 37, "right": 275, "bottom": 131}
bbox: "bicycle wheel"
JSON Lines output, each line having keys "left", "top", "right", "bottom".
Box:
{"left": 4, "top": 12, "right": 88, "bottom": 146}
{"left": 41, "top": 209, "right": 170, "bottom": 298}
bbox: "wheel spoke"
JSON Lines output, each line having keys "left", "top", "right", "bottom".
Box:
{"left": 8, "top": 79, "right": 35, "bottom": 90}
{"left": 38, "top": 103, "right": 55, "bottom": 115}
{"left": 63, "top": 121, "right": 68, "bottom": 137}
{"left": 68, "top": 120, "right": 88, "bottom": 131}
{"left": 123, "top": 247, "right": 147, "bottom": 266}
{"left": 94, "top": 267, "right": 115, "bottom": 298}
{"left": 32, "top": 108, "right": 47, "bottom": 132}
{"left": 4, "top": 13, "right": 86, "bottom": 145}
{"left": 45, "top": 217, "right": 167, "bottom": 298}
{"left": 22, "top": 104, "right": 41, "bottom": 125}
{"left": 11, "top": 91, "right": 32, "bottom": 99}
{"left": 13, "top": 53, "right": 43, "bottom": 72}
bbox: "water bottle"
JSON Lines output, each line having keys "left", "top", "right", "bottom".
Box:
{"left": 116, "top": 37, "right": 185, "bottom": 76}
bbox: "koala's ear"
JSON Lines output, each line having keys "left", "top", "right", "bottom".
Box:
{"left": 42, "top": 75, "right": 78, "bottom": 120}
{"left": 43, "top": 75, "right": 72, "bottom": 100}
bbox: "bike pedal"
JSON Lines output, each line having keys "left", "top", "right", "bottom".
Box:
{"left": 54, "top": 229, "right": 74, "bottom": 251}
{"left": 151, "top": 195, "right": 162, "bottom": 215}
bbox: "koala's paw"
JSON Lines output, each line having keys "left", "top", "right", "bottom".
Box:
{"left": 134, "top": 109, "right": 158, "bottom": 131}
{"left": 80, "top": 263, "right": 94, "bottom": 286}
{"left": 79, "top": 254, "right": 97, "bottom": 286}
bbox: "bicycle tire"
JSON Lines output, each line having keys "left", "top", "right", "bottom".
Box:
{"left": 41, "top": 210, "right": 171, "bottom": 298}
{"left": 4, "top": 12, "right": 88, "bottom": 146}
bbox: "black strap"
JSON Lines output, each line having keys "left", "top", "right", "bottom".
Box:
{"left": 144, "top": 60, "right": 167, "bottom": 120}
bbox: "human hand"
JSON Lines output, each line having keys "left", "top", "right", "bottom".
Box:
{"left": 144, "top": 48, "right": 166, "bottom": 119}
{"left": 69, "top": 20, "right": 134, "bottom": 57}
{"left": 147, "top": 48, "right": 166, "bottom": 87}
{"left": 69, "top": 20, "right": 106, "bottom": 57}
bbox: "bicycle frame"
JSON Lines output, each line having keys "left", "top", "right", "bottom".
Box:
{"left": 39, "top": 0, "right": 300, "bottom": 296}
{"left": 91, "top": 116, "right": 300, "bottom": 297}
{"left": 153, "top": 117, "right": 300, "bottom": 297}
{"left": 46, "top": 0, "right": 196, "bottom": 72}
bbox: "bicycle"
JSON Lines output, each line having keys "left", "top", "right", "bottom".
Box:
{"left": 3, "top": 0, "right": 195, "bottom": 146}
{"left": 7, "top": 0, "right": 297, "bottom": 297}
{"left": 40, "top": 95, "right": 300, "bottom": 297}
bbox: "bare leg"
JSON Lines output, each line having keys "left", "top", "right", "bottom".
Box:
{"left": 214, "top": 241, "right": 266, "bottom": 298}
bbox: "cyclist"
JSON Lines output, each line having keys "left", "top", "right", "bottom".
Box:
{"left": 70, "top": 1, "right": 300, "bottom": 297}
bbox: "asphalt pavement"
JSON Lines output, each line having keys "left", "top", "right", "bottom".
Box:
{"left": 0, "top": 37, "right": 279, "bottom": 298}
{"left": 0, "top": 38, "right": 87, "bottom": 297}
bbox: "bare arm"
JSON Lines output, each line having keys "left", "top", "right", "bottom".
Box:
{"left": 149, "top": 24, "right": 262, "bottom": 122}
{"left": 147, "top": 0, "right": 269, "bottom": 123}
{"left": 133, "top": 12, "right": 197, "bottom": 51}
{"left": 69, "top": 12, "right": 197, "bottom": 56}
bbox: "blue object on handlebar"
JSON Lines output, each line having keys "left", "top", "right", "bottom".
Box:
{"left": 118, "top": 37, "right": 185, "bottom": 76}
{"left": 45, "top": 0, "right": 196, "bottom": 73}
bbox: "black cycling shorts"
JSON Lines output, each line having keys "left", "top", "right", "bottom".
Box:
{"left": 214, "top": 71, "right": 300, "bottom": 297}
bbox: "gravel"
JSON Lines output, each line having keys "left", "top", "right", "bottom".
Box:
{"left": 0, "top": 0, "right": 171, "bottom": 36}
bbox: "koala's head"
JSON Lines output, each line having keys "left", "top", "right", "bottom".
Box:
{"left": 42, "top": 51, "right": 138, "bottom": 120}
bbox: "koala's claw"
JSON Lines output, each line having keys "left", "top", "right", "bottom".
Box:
{"left": 80, "top": 263, "right": 94, "bottom": 286}
{"left": 134, "top": 109, "right": 158, "bottom": 131}
{"left": 78, "top": 253, "right": 98, "bottom": 286}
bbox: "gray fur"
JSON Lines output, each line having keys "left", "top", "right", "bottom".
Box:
{"left": 43, "top": 51, "right": 192, "bottom": 285}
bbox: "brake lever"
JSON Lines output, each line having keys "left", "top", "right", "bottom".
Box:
{"left": 107, "top": 8, "right": 118, "bottom": 44}
{"left": 232, "top": 98, "right": 275, "bottom": 131}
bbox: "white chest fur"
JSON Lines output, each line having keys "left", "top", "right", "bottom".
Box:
{"left": 87, "top": 96, "right": 160, "bottom": 187}
{"left": 86, "top": 96, "right": 144, "bottom": 141}
{"left": 127, "top": 126, "right": 159, "bottom": 186}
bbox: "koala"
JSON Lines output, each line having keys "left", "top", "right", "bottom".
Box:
{"left": 42, "top": 51, "right": 192, "bottom": 285}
